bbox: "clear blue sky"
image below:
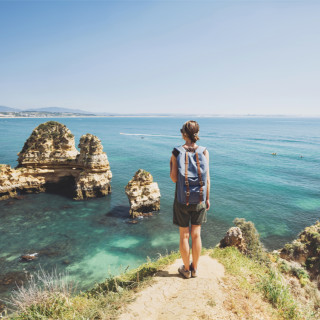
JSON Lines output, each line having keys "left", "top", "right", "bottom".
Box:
{"left": 0, "top": 0, "right": 319, "bottom": 115}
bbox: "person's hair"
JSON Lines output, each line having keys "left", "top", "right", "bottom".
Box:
{"left": 180, "top": 120, "right": 200, "bottom": 143}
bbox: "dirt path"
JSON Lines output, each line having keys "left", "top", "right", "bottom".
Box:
{"left": 118, "top": 255, "right": 238, "bottom": 320}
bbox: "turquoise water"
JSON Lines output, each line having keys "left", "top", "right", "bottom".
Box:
{"left": 0, "top": 117, "right": 319, "bottom": 299}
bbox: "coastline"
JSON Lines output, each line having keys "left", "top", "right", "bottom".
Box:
{"left": 1, "top": 114, "right": 320, "bottom": 119}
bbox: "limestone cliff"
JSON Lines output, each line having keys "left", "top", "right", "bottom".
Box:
{"left": 74, "top": 134, "right": 112, "bottom": 200}
{"left": 125, "top": 169, "right": 160, "bottom": 218}
{"left": 0, "top": 121, "right": 112, "bottom": 201}
{"left": 280, "top": 221, "right": 320, "bottom": 285}
{"left": 218, "top": 227, "right": 247, "bottom": 253}
{"left": 18, "top": 121, "right": 78, "bottom": 167}
{"left": 0, "top": 165, "right": 46, "bottom": 199}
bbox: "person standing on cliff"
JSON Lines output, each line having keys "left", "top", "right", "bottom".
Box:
{"left": 170, "top": 120, "right": 210, "bottom": 279}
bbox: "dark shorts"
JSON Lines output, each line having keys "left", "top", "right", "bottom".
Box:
{"left": 173, "top": 198, "right": 207, "bottom": 228}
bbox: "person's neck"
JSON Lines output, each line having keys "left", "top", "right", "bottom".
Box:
{"left": 184, "top": 141, "right": 196, "bottom": 148}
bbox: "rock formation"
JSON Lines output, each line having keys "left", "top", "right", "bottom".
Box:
{"left": 280, "top": 221, "right": 320, "bottom": 285}
{"left": 20, "top": 253, "right": 38, "bottom": 262}
{"left": 0, "top": 121, "right": 112, "bottom": 201}
{"left": 0, "top": 165, "right": 46, "bottom": 200}
{"left": 17, "top": 121, "right": 78, "bottom": 167}
{"left": 125, "top": 169, "right": 160, "bottom": 218}
{"left": 74, "top": 134, "right": 112, "bottom": 199}
{"left": 218, "top": 227, "right": 247, "bottom": 253}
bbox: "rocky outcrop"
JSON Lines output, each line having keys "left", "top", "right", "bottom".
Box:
{"left": 280, "top": 221, "right": 320, "bottom": 284}
{"left": 74, "top": 134, "right": 112, "bottom": 200}
{"left": 125, "top": 169, "right": 160, "bottom": 218}
{"left": 218, "top": 227, "right": 247, "bottom": 253}
{"left": 0, "top": 121, "right": 112, "bottom": 201}
{"left": 17, "top": 121, "right": 78, "bottom": 167}
{"left": 20, "top": 253, "right": 38, "bottom": 262}
{"left": 0, "top": 165, "right": 47, "bottom": 200}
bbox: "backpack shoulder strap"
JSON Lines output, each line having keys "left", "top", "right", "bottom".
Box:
{"left": 176, "top": 145, "right": 186, "bottom": 153}
{"left": 195, "top": 152, "right": 204, "bottom": 203}
{"left": 185, "top": 151, "right": 190, "bottom": 205}
{"left": 196, "top": 146, "right": 207, "bottom": 154}
{"left": 173, "top": 145, "right": 186, "bottom": 156}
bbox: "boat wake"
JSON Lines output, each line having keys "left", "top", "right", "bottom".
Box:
{"left": 120, "top": 133, "right": 179, "bottom": 138}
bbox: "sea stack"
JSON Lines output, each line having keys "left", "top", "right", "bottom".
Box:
{"left": 125, "top": 169, "right": 160, "bottom": 218}
{"left": 74, "top": 134, "right": 112, "bottom": 200}
{"left": 0, "top": 121, "right": 112, "bottom": 200}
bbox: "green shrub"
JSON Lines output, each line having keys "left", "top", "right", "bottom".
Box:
{"left": 278, "top": 260, "right": 291, "bottom": 274}
{"left": 291, "top": 267, "right": 310, "bottom": 286}
{"left": 260, "top": 269, "right": 299, "bottom": 319}
{"left": 233, "top": 218, "right": 268, "bottom": 262}
{"left": 15, "top": 293, "right": 71, "bottom": 320}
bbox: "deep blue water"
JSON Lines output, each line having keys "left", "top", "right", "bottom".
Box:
{"left": 0, "top": 117, "right": 319, "bottom": 299}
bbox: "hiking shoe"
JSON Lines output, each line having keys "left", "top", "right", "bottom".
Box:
{"left": 178, "top": 265, "right": 191, "bottom": 279}
{"left": 190, "top": 262, "right": 198, "bottom": 278}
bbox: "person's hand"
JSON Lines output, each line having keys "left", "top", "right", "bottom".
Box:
{"left": 206, "top": 199, "right": 210, "bottom": 211}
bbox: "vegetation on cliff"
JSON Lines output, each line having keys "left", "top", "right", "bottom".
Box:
{"left": 4, "top": 219, "right": 319, "bottom": 320}
{"left": 280, "top": 221, "right": 320, "bottom": 283}
{"left": 216, "top": 219, "right": 320, "bottom": 319}
{"left": 5, "top": 253, "right": 180, "bottom": 320}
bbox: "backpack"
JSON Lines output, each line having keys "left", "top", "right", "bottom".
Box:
{"left": 174, "top": 145, "right": 208, "bottom": 205}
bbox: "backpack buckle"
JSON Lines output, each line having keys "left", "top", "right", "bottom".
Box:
{"left": 186, "top": 191, "right": 190, "bottom": 196}
{"left": 185, "top": 181, "right": 189, "bottom": 186}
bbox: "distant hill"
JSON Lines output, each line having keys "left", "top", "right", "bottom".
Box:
{"left": 23, "top": 107, "right": 93, "bottom": 114}
{"left": 0, "top": 106, "right": 21, "bottom": 112}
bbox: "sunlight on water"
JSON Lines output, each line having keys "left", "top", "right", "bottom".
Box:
{"left": 295, "top": 198, "right": 320, "bottom": 211}
{"left": 151, "top": 232, "right": 178, "bottom": 248}
{"left": 110, "top": 236, "right": 142, "bottom": 249}
{"left": 67, "top": 250, "right": 140, "bottom": 287}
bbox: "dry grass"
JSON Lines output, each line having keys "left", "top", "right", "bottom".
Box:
{"left": 221, "top": 274, "right": 276, "bottom": 320}
{"left": 2, "top": 266, "right": 76, "bottom": 319}
{"left": 6, "top": 251, "right": 180, "bottom": 320}
{"left": 8, "top": 266, "right": 76, "bottom": 314}
{"left": 211, "top": 247, "right": 315, "bottom": 320}
{"left": 4, "top": 245, "right": 319, "bottom": 320}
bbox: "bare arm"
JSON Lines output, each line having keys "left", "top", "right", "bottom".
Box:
{"left": 170, "top": 154, "right": 178, "bottom": 183}
{"left": 204, "top": 150, "right": 210, "bottom": 210}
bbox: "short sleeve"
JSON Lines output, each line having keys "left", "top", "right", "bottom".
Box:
{"left": 172, "top": 148, "right": 179, "bottom": 158}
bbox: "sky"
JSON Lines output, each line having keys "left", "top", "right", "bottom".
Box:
{"left": 0, "top": 0, "right": 319, "bottom": 115}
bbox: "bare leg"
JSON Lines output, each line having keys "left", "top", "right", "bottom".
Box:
{"left": 191, "top": 225, "right": 202, "bottom": 270}
{"left": 179, "top": 227, "right": 190, "bottom": 271}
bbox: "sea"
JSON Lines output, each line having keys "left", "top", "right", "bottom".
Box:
{"left": 0, "top": 117, "right": 319, "bottom": 301}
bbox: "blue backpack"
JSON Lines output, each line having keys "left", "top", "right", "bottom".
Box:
{"left": 174, "top": 145, "right": 208, "bottom": 205}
